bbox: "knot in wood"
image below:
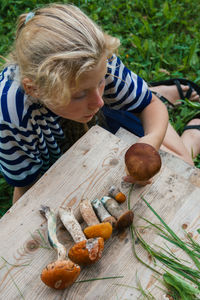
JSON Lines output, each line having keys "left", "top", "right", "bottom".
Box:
{"left": 26, "top": 240, "right": 40, "bottom": 252}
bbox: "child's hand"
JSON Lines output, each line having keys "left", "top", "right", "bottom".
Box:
{"left": 122, "top": 175, "right": 152, "bottom": 186}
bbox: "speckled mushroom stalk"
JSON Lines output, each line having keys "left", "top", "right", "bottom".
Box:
{"left": 108, "top": 185, "right": 126, "bottom": 203}
{"left": 39, "top": 205, "right": 80, "bottom": 290}
{"left": 59, "top": 207, "right": 104, "bottom": 265}
{"left": 79, "top": 198, "right": 113, "bottom": 240}
{"left": 91, "top": 198, "right": 117, "bottom": 228}
{"left": 100, "top": 196, "right": 134, "bottom": 230}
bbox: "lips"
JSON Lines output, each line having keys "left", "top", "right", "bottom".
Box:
{"left": 84, "top": 111, "right": 98, "bottom": 118}
{"left": 84, "top": 114, "right": 94, "bottom": 119}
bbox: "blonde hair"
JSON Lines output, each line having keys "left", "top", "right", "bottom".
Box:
{"left": 10, "top": 3, "right": 120, "bottom": 106}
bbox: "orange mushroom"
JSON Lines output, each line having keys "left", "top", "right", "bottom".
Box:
{"left": 59, "top": 207, "right": 104, "bottom": 265}
{"left": 39, "top": 206, "right": 80, "bottom": 289}
{"left": 108, "top": 185, "right": 126, "bottom": 203}
{"left": 125, "top": 143, "right": 161, "bottom": 181}
{"left": 100, "top": 197, "right": 134, "bottom": 230}
{"left": 80, "top": 198, "right": 114, "bottom": 240}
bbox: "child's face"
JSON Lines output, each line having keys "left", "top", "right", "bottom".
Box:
{"left": 46, "top": 55, "right": 107, "bottom": 123}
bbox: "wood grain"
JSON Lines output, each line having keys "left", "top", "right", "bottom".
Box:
{"left": 0, "top": 125, "right": 199, "bottom": 299}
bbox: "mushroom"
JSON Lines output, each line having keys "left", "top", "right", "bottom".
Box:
{"left": 100, "top": 196, "right": 134, "bottom": 230}
{"left": 39, "top": 205, "right": 80, "bottom": 290}
{"left": 108, "top": 185, "right": 126, "bottom": 203}
{"left": 59, "top": 207, "right": 104, "bottom": 265}
{"left": 80, "top": 198, "right": 114, "bottom": 239}
{"left": 125, "top": 143, "right": 161, "bottom": 181}
{"left": 91, "top": 198, "right": 117, "bottom": 228}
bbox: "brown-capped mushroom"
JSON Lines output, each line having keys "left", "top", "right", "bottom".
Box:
{"left": 79, "top": 198, "right": 113, "bottom": 240}
{"left": 100, "top": 196, "right": 134, "bottom": 230}
{"left": 39, "top": 206, "right": 80, "bottom": 290}
{"left": 125, "top": 143, "right": 161, "bottom": 181}
{"left": 108, "top": 185, "right": 126, "bottom": 203}
{"left": 59, "top": 207, "right": 104, "bottom": 265}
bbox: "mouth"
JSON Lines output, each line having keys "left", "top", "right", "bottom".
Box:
{"left": 84, "top": 111, "right": 98, "bottom": 119}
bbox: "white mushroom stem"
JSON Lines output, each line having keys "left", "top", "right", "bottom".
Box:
{"left": 91, "top": 198, "right": 113, "bottom": 222}
{"left": 40, "top": 205, "right": 66, "bottom": 261}
{"left": 59, "top": 207, "right": 86, "bottom": 243}
{"left": 79, "top": 198, "right": 100, "bottom": 226}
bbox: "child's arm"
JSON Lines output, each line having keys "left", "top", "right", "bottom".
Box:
{"left": 137, "top": 93, "right": 169, "bottom": 150}
{"left": 123, "top": 94, "right": 169, "bottom": 185}
{"left": 13, "top": 176, "right": 41, "bottom": 203}
{"left": 13, "top": 185, "right": 33, "bottom": 204}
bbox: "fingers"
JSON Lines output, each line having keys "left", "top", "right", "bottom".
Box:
{"left": 122, "top": 175, "right": 152, "bottom": 186}
{"left": 190, "top": 91, "right": 200, "bottom": 102}
{"left": 182, "top": 85, "right": 200, "bottom": 102}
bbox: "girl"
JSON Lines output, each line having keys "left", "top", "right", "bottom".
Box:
{"left": 0, "top": 4, "right": 199, "bottom": 203}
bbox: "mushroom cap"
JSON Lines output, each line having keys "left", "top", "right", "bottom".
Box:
{"left": 41, "top": 259, "right": 80, "bottom": 289}
{"left": 116, "top": 210, "right": 134, "bottom": 229}
{"left": 68, "top": 237, "right": 104, "bottom": 265}
{"left": 115, "top": 192, "right": 126, "bottom": 203}
{"left": 84, "top": 222, "right": 112, "bottom": 240}
{"left": 125, "top": 143, "right": 161, "bottom": 181}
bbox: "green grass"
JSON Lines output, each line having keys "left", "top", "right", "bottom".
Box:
{"left": 0, "top": 0, "right": 200, "bottom": 216}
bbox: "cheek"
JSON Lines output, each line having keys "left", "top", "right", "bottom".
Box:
{"left": 100, "top": 82, "right": 105, "bottom": 95}
{"left": 66, "top": 101, "right": 84, "bottom": 113}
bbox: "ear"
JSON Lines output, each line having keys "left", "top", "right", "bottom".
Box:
{"left": 22, "top": 78, "right": 39, "bottom": 98}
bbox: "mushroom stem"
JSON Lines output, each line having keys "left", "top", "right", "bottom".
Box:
{"left": 79, "top": 198, "right": 113, "bottom": 240}
{"left": 100, "top": 197, "right": 124, "bottom": 219}
{"left": 39, "top": 205, "right": 81, "bottom": 289}
{"left": 91, "top": 198, "right": 117, "bottom": 227}
{"left": 40, "top": 205, "right": 66, "bottom": 260}
{"left": 100, "top": 197, "right": 134, "bottom": 229}
{"left": 79, "top": 198, "right": 100, "bottom": 226}
{"left": 59, "top": 207, "right": 85, "bottom": 243}
{"left": 59, "top": 206, "right": 104, "bottom": 265}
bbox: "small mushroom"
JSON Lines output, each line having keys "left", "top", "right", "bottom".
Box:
{"left": 79, "top": 198, "right": 113, "bottom": 240}
{"left": 108, "top": 185, "right": 126, "bottom": 203}
{"left": 100, "top": 196, "right": 134, "bottom": 230}
{"left": 125, "top": 143, "right": 161, "bottom": 181}
{"left": 91, "top": 198, "right": 117, "bottom": 228}
{"left": 39, "top": 205, "right": 80, "bottom": 290}
{"left": 59, "top": 207, "right": 104, "bottom": 265}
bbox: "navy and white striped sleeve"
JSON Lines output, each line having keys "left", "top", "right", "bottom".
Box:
{"left": 0, "top": 121, "right": 42, "bottom": 187}
{"left": 0, "top": 65, "right": 43, "bottom": 187}
{"left": 103, "top": 55, "right": 152, "bottom": 113}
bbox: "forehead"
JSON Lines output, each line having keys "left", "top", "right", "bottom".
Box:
{"left": 72, "top": 55, "right": 107, "bottom": 91}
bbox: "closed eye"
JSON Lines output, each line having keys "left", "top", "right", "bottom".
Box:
{"left": 71, "top": 91, "right": 87, "bottom": 101}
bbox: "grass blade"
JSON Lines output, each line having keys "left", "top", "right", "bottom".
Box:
{"left": 141, "top": 197, "right": 200, "bottom": 271}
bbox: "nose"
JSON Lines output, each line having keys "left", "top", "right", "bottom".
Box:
{"left": 88, "top": 89, "right": 104, "bottom": 111}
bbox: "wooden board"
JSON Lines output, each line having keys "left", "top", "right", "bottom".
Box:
{"left": 0, "top": 125, "right": 199, "bottom": 299}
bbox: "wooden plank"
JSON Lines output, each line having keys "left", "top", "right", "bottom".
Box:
{"left": 0, "top": 125, "right": 199, "bottom": 299}
{"left": 116, "top": 127, "right": 200, "bottom": 187}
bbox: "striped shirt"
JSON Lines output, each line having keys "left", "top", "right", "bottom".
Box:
{"left": 0, "top": 55, "right": 152, "bottom": 187}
